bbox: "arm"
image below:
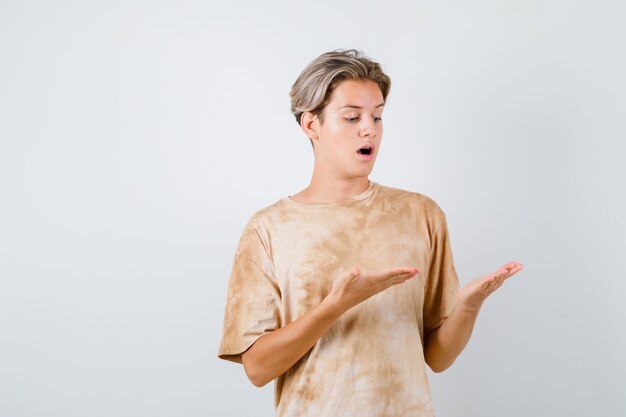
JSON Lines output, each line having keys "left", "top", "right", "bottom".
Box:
{"left": 423, "top": 261, "right": 523, "bottom": 373}
{"left": 242, "top": 265, "right": 420, "bottom": 387}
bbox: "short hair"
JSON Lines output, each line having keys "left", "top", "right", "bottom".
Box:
{"left": 290, "top": 49, "right": 391, "bottom": 126}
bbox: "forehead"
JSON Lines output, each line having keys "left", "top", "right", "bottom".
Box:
{"left": 327, "top": 79, "right": 384, "bottom": 109}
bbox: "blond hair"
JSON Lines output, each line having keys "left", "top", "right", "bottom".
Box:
{"left": 290, "top": 49, "right": 391, "bottom": 126}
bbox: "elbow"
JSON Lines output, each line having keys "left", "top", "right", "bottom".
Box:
{"left": 423, "top": 332, "right": 457, "bottom": 373}
{"left": 428, "top": 363, "right": 450, "bottom": 373}
{"left": 426, "top": 358, "right": 454, "bottom": 373}
{"left": 242, "top": 353, "right": 271, "bottom": 387}
{"left": 247, "top": 372, "right": 270, "bottom": 388}
{"left": 424, "top": 346, "right": 455, "bottom": 373}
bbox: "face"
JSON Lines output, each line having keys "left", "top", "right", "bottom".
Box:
{"left": 306, "top": 79, "right": 384, "bottom": 179}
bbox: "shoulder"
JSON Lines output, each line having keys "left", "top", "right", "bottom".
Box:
{"left": 375, "top": 183, "right": 448, "bottom": 221}
{"left": 240, "top": 197, "right": 292, "bottom": 235}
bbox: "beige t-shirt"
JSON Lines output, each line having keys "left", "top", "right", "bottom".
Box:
{"left": 218, "top": 181, "right": 460, "bottom": 417}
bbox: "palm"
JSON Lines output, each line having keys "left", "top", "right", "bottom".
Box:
{"left": 457, "top": 261, "right": 523, "bottom": 311}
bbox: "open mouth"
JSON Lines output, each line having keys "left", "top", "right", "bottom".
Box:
{"left": 357, "top": 146, "right": 373, "bottom": 155}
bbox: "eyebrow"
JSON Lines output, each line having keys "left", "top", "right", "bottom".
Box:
{"left": 339, "top": 103, "right": 385, "bottom": 109}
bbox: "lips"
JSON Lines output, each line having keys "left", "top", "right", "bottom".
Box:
{"left": 356, "top": 144, "right": 375, "bottom": 160}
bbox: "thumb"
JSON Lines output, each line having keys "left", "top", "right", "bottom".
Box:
{"left": 351, "top": 266, "right": 361, "bottom": 277}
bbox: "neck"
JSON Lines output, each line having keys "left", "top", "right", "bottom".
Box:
{"left": 292, "top": 168, "right": 370, "bottom": 204}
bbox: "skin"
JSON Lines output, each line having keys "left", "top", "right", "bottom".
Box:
{"left": 241, "top": 79, "right": 523, "bottom": 387}
{"left": 291, "top": 79, "right": 383, "bottom": 203}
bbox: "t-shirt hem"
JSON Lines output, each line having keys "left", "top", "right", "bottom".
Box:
{"left": 217, "top": 332, "right": 272, "bottom": 364}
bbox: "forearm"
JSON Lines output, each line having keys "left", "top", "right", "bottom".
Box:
{"left": 423, "top": 262, "right": 524, "bottom": 372}
{"left": 242, "top": 297, "right": 341, "bottom": 387}
{"left": 423, "top": 302, "right": 480, "bottom": 372}
{"left": 240, "top": 265, "right": 418, "bottom": 386}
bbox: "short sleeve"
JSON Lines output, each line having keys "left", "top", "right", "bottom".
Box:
{"left": 423, "top": 208, "right": 460, "bottom": 332}
{"left": 218, "top": 216, "right": 282, "bottom": 363}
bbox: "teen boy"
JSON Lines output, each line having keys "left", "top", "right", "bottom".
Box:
{"left": 218, "top": 49, "right": 523, "bottom": 417}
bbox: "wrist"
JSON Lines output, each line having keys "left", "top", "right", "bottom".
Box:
{"left": 318, "top": 293, "right": 345, "bottom": 321}
{"left": 455, "top": 297, "right": 483, "bottom": 316}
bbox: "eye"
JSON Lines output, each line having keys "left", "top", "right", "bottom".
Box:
{"left": 345, "top": 117, "right": 359, "bottom": 123}
{"left": 374, "top": 117, "right": 382, "bottom": 122}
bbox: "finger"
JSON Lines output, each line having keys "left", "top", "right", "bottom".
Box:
{"left": 494, "top": 262, "right": 523, "bottom": 280}
{"left": 477, "top": 278, "right": 500, "bottom": 299}
{"left": 377, "top": 271, "right": 417, "bottom": 288}
{"left": 394, "top": 272, "right": 415, "bottom": 282}
{"left": 501, "top": 261, "right": 523, "bottom": 275}
{"left": 493, "top": 266, "right": 511, "bottom": 278}
{"left": 390, "top": 271, "right": 419, "bottom": 283}
{"left": 489, "top": 276, "right": 507, "bottom": 292}
{"left": 509, "top": 263, "right": 523, "bottom": 275}
{"left": 370, "top": 267, "right": 419, "bottom": 283}
{"left": 487, "top": 274, "right": 502, "bottom": 289}
{"left": 389, "top": 275, "right": 413, "bottom": 286}
{"left": 380, "top": 276, "right": 410, "bottom": 289}
{"left": 385, "top": 266, "right": 420, "bottom": 276}
{"left": 475, "top": 277, "right": 495, "bottom": 297}
{"left": 490, "top": 273, "right": 509, "bottom": 290}
{"left": 487, "top": 263, "right": 523, "bottom": 293}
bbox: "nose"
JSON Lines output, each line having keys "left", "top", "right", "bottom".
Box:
{"left": 360, "top": 116, "right": 377, "bottom": 138}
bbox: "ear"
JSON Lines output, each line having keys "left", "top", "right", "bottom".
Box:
{"left": 300, "top": 111, "right": 320, "bottom": 142}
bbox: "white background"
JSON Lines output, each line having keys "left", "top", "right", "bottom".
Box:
{"left": 1, "top": 1, "right": 625, "bottom": 416}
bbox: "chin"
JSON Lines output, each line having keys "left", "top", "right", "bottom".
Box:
{"left": 350, "top": 167, "right": 375, "bottom": 178}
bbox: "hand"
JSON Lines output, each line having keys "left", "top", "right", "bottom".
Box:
{"left": 324, "top": 265, "right": 420, "bottom": 318}
{"left": 456, "top": 261, "right": 524, "bottom": 313}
